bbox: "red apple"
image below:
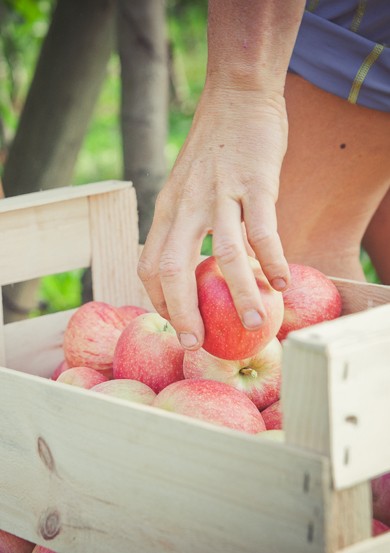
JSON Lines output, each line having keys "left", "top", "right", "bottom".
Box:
{"left": 0, "top": 530, "right": 35, "bottom": 553}
{"left": 62, "top": 301, "right": 148, "bottom": 374}
{"left": 183, "top": 337, "right": 282, "bottom": 410}
{"left": 51, "top": 359, "right": 69, "bottom": 381}
{"left": 372, "top": 471, "right": 390, "bottom": 527}
{"left": 153, "top": 378, "right": 266, "bottom": 434}
{"left": 372, "top": 518, "right": 390, "bottom": 537}
{"left": 63, "top": 301, "right": 127, "bottom": 372}
{"left": 56, "top": 366, "right": 109, "bottom": 389}
{"left": 277, "top": 263, "right": 342, "bottom": 341}
{"left": 260, "top": 400, "right": 283, "bottom": 430}
{"left": 32, "top": 547, "right": 57, "bottom": 553}
{"left": 196, "top": 256, "right": 284, "bottom": 360}
{"left": 116, "top": 304, "right": 149, "bottom": 324}
{"left": 113, "top": 312, "right": 185, "bottom": 393}
{"left": 90, "top": 379, "right": 156, "bottom": 405}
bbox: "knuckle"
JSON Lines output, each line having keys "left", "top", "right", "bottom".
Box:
{"left": 247, "top": 225, "right": 276, "bottom": 247}
{"left": 159, "top": 252, "right": 183, "bottom": 280}
{"left": 137, "top": 257, "right": 156, "bottom": 283}
{"left": 213, "top": 239, "right": 242, "bottom": 265}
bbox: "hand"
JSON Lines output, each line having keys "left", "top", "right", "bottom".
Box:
{"left": 138, "top": 86, "right": 290, "bottom": 350}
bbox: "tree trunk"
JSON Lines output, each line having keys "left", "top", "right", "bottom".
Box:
{"left": 2, "top": 0, "right": 116, "bottom": 197}
{"left": 2, "top": 0, "right": 116, "bottom": 322}
{"left": 117, "top": 0, "right": 169, "bottom": 243}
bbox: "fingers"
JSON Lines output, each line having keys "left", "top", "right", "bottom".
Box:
{"left": 138, "top": 223, "right": 171, "bottom": 321}
{"left": 138, "top": 204, "right": 206, "bottom": 350}
{"left": 159, "top": 220, "right": 205, "bottom": 349}
{"left": 242, "top": 191, "right": 290, "bottom": 291}
{"left": 212, "top": 198, "right": 266, "bottom": 328}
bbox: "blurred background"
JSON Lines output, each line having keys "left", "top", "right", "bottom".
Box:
{"left": 0, "top": 0, "right": 378, "bottom": 321}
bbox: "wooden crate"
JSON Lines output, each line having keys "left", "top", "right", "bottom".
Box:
{"left": 0, "top": 181, "right": 389, "bottom": 553}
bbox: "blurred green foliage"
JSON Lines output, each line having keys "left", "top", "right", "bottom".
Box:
{"left": 0, "top": 1, "right": 380, "bottom": 314}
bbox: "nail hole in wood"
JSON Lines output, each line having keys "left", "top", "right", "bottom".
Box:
{"left": 303, "top": 472, "right": 310, "bottom": 493}
{"left": 307, "top": 522, "right": 314, "bottom": 542}
{"left": 342, "top": 362, "right": 349, "bottom": 380}
{"left": 345, "top": 415, "right": 358, "bottom": 425}
{"left": 344, "top": 448, "right": 350, "bottom": 465}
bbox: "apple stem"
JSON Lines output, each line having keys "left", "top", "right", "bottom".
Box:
{"left": 240, "top": 368, "right": 258, "bottom": 378}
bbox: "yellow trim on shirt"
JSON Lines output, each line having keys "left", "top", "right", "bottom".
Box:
{"left": 350, "top": 0, "right": 368, "bottom": 33}
{"left": 348, "top": 43, "right": 385, "bottom": 104}
{"left": 307, "top": 0, "right": 320, "bottom": 13}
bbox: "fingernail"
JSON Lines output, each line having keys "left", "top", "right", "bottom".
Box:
{"left": 242, "top": 310, "right": 263, "bottom": 329}
{"left": 179, "top": 333, "right": 198, "bottom": 349}
{"left": 272, "top": 278, "right": 287, "bottom": 291}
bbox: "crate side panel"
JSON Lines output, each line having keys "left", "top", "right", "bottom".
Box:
{"left": 284, "top": 304, "right": 390, "bottom": 488}
{"left": 4, "top": 310, "right": 75, "bottom": 377}
{"left": 89, "top": 187, "right": 140, "bottom": 306}
{"left": 0, "top": 367, "right": 329, "bottom": 553}
{"left": 0, "top": 198, "right": 91, "bottom": 286}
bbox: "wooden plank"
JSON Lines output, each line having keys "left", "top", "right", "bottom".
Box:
{"left": 330, "top": 277, "right": 390, "bottom": 315}
{"left": 0, "top": 290, "right": 5, "bottom": 366}
{"left": 3, "top": 310, "right": 75, "bottom": 378}
{"left": 283, "top": 304, "right": 390, "bottom": 489}
{"left": 339, "top": 532, "right": 390, "bottom": 553}
{"left": 0, "top": 181, "right": 131, "bottom": 214}
{"left": 89, "top": 186, "right": 140, "bottom": 306}
{"left": 281, "top": 309, "right": 390, "bottom": 550}
{"left": 0, "top": 197, "right": 91, "bottom": 286}
{"left": 0, "top": 366, "right": 330, "bottom": 553}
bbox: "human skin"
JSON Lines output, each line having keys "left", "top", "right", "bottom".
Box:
{"left": 277, "top": 73, "right": 390, "bottom": 283}
{"left": 138, "top": 0, "right": 306, "bottom": 351}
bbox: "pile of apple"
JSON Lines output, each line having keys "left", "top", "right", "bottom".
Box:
{"left": 3, "top": 257, "right": 387, "bottom": 551}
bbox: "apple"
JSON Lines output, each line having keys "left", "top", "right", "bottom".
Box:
{"left": 116, "top": 304, "right": 149, "bottom": 323}
{"left": 153, "top": 378, "right": 266, "bottom": 434}
{"left": 56, "top": 367, "right": 109, "bottom": 389}
{"left": 260, "top": 400, "right": 283, "bottom": 430}
{"left": 113, "top": 312, "right": 185, "bottom": 393}
{"left": 371, "top": 471, "right": 390, "bottom": 527}
{"left": 196, "top": 256, "right": 284, "bottom": 360}
{"left": 51, "top": 359, "right": 69, "bottom": 381}
{"left": 90, "top": 379, "right": 156, "bottom": 405}
{"left": 372, "top": 518, "right": 390, "bottom": 537}
{"left": 183, "top": 337, "right": 282, "bottom": 410}
{"left": 63, "top": 301, "right": 127, "bottom": 373}
{"left": 0, "top": 530, "right": 35, "bottom": 552}
{"left": 32, "top": 547, "right": 57, "bottom": 553}
{"left": 277, "top": 263, "right": 342, "bottom": 341}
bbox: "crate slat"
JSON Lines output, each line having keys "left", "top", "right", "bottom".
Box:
{"left": 4, "top": 309, "right": 75, "bottom": 378}
{"left": 283, "top": 303, "right": 390, "bottom": 489}
{"left": 0, "top": 180, "right": 131, "bottom": 214}
{"left": 330, "top": 277, "right": 390, "bottom": 315}
{"left": 0, "top": 197, "right": 91, "bottom": 286}
{"left": 0, "top": 367, "right": 329, "bottom": 553}
{"left": 339, "top": 532, "right": 390, "bottom": 553}
{"left": 89, "top": 186, "right": 139, "bottom": 306}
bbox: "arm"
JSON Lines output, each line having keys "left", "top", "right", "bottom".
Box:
{"left": 138, "top": 0, "right": 306, "bottom": 350}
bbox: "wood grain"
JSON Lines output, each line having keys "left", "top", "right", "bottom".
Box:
{"left": 0, "top": 367, "right": 329, "bottom": 553}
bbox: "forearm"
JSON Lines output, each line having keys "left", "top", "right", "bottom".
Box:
{"left": 207, "top": 0, "right": 306, "bottom": 92}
